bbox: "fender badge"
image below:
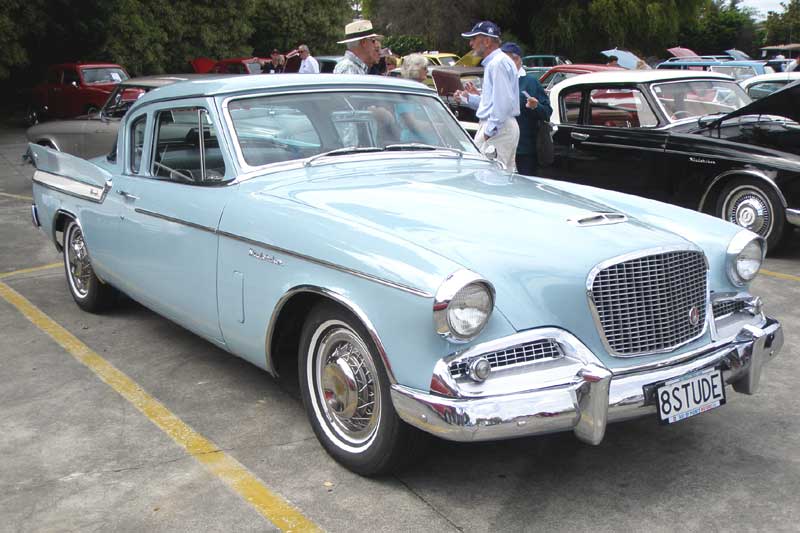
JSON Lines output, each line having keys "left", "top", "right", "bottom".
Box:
{"left": 689, "top": 157, "right": 716, "bottom": 165}
{"left": 248, "top": 248, "right": 283, "bottom": 265}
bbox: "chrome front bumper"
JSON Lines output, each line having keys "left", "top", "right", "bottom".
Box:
{"left": 787, "top": 208, "right": 800, "bottom": 228}
{"left": 391, "top": 317, "right": 782, "bottom": 444}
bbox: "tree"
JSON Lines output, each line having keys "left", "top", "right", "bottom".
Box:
{"left": 764, "top": 0, "right": 800, "bottom": 44}
{"left": 250, "top": 0, "right": 354, "bottom": 55}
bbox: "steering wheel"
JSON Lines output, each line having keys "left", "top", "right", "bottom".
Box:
{"left": 672, "top": 110, "right": 692, "bottom": 120}
{"left": 153, "top": 161, "right": 195, "bottom": 183}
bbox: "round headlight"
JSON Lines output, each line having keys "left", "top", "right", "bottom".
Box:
{"left": 727, "top": 231, "right": 764, "bottom": 286}
{"left": 736, "top": 240, "right": 763, "bottom": 282}
{"left": 433, "top": 270, "right": 495, "bottom": 343}
{"left": 447, "top": 283, "right": 493, "bottom": 338}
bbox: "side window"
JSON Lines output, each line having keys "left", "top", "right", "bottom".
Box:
{"left": 63, "top": 69, "right": 80, "bottom": 86}
{"left": 747, "top": 81, "right": 784, "bottom": 100}
{"left": 561, "top": 89, "right": 585, "bottom": 124}
{"left": 545, "top": 72, "right": 567, "bottom": 91}
{"left": 152, "top": 107, "right": 228, "bottom": 184}
{"left": 130, "top": 115, "right": 147, "bottom": 174}
{"left": 587, "top": 88, "right": 658, "bottom": 128}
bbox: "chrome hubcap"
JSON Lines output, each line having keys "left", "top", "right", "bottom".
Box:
{"left": 723, "top": 188, "right": 772, "bottom": 238}
{"left": 315, "top": 326, "right": 380, "bottom": 445}
{"left": 67, "top": 226, "right": 92, "bottom": 297}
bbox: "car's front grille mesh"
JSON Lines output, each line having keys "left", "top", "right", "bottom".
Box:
{"left": 590, "top": 250, "right": 707, "bottom": 356}
{"left": 449, "top": 339, "right": 563, "bottom": 378}
{"left": 712, "top": 299, "right": 746, "bottom": 318}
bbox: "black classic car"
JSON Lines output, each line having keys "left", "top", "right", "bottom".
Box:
{"left": 541, "top": 70, "right": 800, "bottom": 251}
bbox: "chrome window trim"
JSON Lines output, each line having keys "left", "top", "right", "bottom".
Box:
{"left": 698, "top": 168, "right": 787, "bottom": 212}
{"left": 579, "top": 141, "right": 664, "bottom": 152}
{"left": 586, "top": 245, "right": 710, "bottom": 358}
{"left": 219, "top": 88, "right": 482, "bottom": 175}
{"left": 32, "top": 170, "right": 110, "bottom": 204}
{"left": 264, "top": 285, "right": 397, "bottom": 384}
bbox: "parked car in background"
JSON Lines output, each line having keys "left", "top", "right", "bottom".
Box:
{"left": 27, "top": 62, "right": 129, "bottom": 124}
{"left": 28, "top": 73, "right": 783, "bottom": 475}
{"left": 523, "top": 54, "right": 571, "bottom": 77}
{"left": 191, "top": 57, "right": 269, "bottom": 74}
{"left": 316, "top": 56, "right": 344, "bottom": 73}
{"left": 739, "top": 72, "right": 800, "bottom": 99}
{"left": 538, "top": 63, "right": 625, "bottom": 93}
{"left": 657, "top": 59, "right": 774, "bottom": 80}
{"left": 25, "top": 75, "right": 223, "bottom": 159}
{"left": 541, "top": 70, "right": 800, "bottom": 250}
{"left": 421, "top": 51, "right": 459, "bottom": 67}
{"left": 430, "top": 66, "right": 483, "bottom": 131}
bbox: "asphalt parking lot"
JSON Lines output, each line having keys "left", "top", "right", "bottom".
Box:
{"left": 1, "top": 119, "right": 798, "bottom": 532}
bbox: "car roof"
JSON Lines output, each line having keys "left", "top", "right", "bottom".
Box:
{"left": 133, "top": 73, "right": 438, "bottom": 106}
{"left": 120, "top": 74, "right": 233, "bottom": 89}
{"left": 659, "top": 59, "right": 764, "bottom": 67}
{"left": 739, "top": 71, "right": 800, "bottom": 87}
{"left": 50, "top": 62, "right": 125, "bottom": 69}
{"left": 543, "top": 64, "right": 623, "bottom": 75}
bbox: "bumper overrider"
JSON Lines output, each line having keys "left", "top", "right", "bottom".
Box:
{"left": 391, "top": 316, "right": 782, "bottom": 445}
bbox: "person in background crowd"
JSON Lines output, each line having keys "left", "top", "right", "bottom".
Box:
{"left": 268, "top": 49, "right": 285, "bottom": 73}
{"left": 606, "top": 55, "right": 619, "bottom": 67}
{"left": 298, "top": 44, "right": 319, "bottom": 74}
{"left": 334, "top": 20, "right": 382, "bottom": 75}
{"left": 454, "top": 21, "right": 520, "bottom": 171}
{"left": 500, "top": 42, "right": 551, "bottom": 175}
{"left": 787, "top": 57, "right": 799, "bottom": 72}
{"left": 385, "top": 55, "right": 398, "bottom": 74}
{"left": 396, "top": 54, "right": 438, "bottom": 144}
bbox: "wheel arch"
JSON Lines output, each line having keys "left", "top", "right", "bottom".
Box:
{"left": 265, "top": 285, "right": 395, "bottom": 384}
{"left": 51, "top": 209, "right": 78, "bottom": 252}
{"left": 698, "top": 169, "right": 787, "bottom": 214}
{"left": 35, "top": 138, "right": 60, "bottom": 151}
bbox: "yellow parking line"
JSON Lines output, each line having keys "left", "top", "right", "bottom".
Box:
{"left": 0, "top": 281, "right": 321, "bottom": 532}
{"left": 0, "top": 191, "right": 33, "bottom": 201}
{"left": 761, "top": 269, "right": 800, "bottom": 283}
{"left": 0, "top": 262, "right": 62, "bottom": 279}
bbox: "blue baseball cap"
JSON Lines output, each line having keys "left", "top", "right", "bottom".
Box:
{"left": 500, "top": 42, "right": 522, "bottom": 56}
{"left": 461, "top": 21, "right": 501, "bottom": 39}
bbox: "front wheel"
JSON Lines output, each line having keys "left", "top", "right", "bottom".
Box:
{"left": 63, "top": 219, "right": 117, "bottom": 312}
{"left": 717, "top": 178, "right": 786, "bottom": 252}
{"left": 298, "top": 302, "right": 424, "bottom": 476}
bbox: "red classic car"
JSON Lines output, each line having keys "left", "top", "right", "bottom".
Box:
{"left": 191, "top": 52, "right": 301, "bottom": 75}
{"left": 539, "top": 63, "right": 624, "bottom": 93}
{"left": 27, "top": 62, "right": 129, "bottom": 124}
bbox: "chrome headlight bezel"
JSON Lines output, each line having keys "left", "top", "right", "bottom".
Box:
{"left": 433, "top": 269, "right": 495, "bottom": 343}
{"left": 726, "top": 230, "right": 765, "bottom": 287}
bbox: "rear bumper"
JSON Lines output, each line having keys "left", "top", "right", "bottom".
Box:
{"left": 391, "top": 317, "right": 782, "bottom": 444}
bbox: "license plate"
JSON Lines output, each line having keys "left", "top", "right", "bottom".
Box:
{"left": 655, "top": 367, "right": 726, "bottom": 424}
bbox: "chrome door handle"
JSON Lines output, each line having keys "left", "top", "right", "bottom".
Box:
{"left": 117, "top": 190, "right": 139, "bottom": 201}
{"left": 571, "top": 132, "right": 589, "bottom": 141}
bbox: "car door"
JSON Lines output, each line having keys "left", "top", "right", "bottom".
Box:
{"left": 544, "top": 84, "right": 670, "bottom": 202}
{"left": 111, "top": 99, "right": 235, "bottom": 343}
{"left": 59, "top": 67, "right": 82, "bottom": 117}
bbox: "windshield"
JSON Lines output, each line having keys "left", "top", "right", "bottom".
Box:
{"left": 81, "top": 67, "right": 128, "bottom": 84}
{"left": 709, "top": 65, "right": 757, "bottom": 80}
{"left": 245, "top": 62, "right": 264, "bottom": 74}
{"left": 227, "top": 91, "right": 478, "bottom": 167}
{"left": 101, "top": 85, "right": 148, "bottom": 118}
{"left": 438, "top": 56, "right": 457, "bottom": 67}
{"left": 650, "top": 79, "right": 751, "bottom": 122}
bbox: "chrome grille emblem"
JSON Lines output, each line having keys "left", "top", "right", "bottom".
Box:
{"left": 688, "top": 306, "right": 700, "bottom": 326}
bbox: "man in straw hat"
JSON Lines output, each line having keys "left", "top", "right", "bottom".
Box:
{"left": 334, "top": 19, "right": 383, "bottom": 75}
{"left": 454, "top": 21, "right": 520, "bottom": 171}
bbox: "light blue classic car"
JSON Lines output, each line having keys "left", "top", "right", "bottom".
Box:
{"left": 29, "top": 74, "right": 783, "bottom": 476}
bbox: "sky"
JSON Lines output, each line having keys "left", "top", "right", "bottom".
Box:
{"left": 738, "top": 0, "right": 787, "bottom": 19}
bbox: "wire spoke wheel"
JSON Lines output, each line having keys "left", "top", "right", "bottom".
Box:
{"left": 66, "top": 224, "right": 93, "bottom": 298}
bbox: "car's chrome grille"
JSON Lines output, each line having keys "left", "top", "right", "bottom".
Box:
{"left": 590, "top": 250, "right": 707, "bottom": 356}
{"left": 449, "top": 339, "right": 563, "bottom": 378}
{"left": 713, "top": 299, "right": 746, "bottom": 318}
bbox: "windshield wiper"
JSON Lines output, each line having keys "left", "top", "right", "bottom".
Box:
{"left": 304, "top": 146, "right": 385, "bottom": 166}
{"left": 384, "top": 143, "right": 464, "bottom": 158}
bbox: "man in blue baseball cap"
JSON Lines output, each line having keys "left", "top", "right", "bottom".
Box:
{"left": 454, "top": 21, "right": 520, "bottom": 170}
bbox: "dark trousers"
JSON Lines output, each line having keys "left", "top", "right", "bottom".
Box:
{"left": 516, "top": 153, "right": 538, "bottom": 176}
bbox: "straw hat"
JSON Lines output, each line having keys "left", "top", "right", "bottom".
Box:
{"left": 338, "top": 19, "right": 384, "bottom": 44}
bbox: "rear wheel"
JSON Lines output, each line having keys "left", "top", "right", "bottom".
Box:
{"left": 63, "top": 219, "right": 117, "bottom": 312}
{"left": 717, "top": 178, "right": 786, "bottom": 252}
{"left": 298, "top": 301, "right": 424, "bottom": 476}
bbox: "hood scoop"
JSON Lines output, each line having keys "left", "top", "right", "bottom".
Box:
{"left": 567, "top": 211, "right": 628, "bottom": 227}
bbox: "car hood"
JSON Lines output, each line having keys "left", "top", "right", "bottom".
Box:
{"left": 716, "top": 80, "right": 800, "bottom": 124}
{"left": 259, "top": 158, "right": 698, "bottom": 334}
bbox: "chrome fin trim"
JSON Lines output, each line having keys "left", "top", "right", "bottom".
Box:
{"left": 32, "top": 170, "right": 110, "bottom": 204}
